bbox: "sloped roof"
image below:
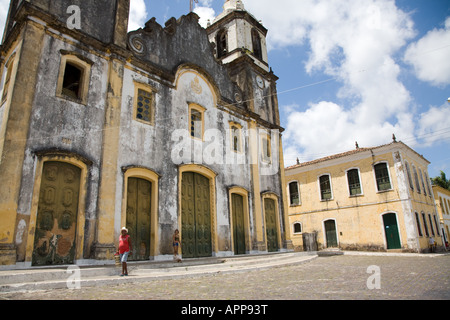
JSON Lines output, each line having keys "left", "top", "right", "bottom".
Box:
{"left": 286, "top": 141, "right": 429, "bottom": 171}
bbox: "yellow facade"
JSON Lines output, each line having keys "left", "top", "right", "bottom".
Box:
{"left": 433, "top": 185, "right": 450, "bottom": 247}
{"left": 286, "top": 141, "right": 443, "bottom": 253}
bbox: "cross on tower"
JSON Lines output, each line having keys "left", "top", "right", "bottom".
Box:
{"left": 190, "top": 0, "right": 199, "bottom": 12}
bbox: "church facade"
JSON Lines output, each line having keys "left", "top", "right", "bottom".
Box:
{"left": 0, "top": 0, "right": 292, "bottom": 267}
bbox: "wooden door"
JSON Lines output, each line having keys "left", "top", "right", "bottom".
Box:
{"left": 232, "top": 193, "right": 246, "bottom": 255}
{"left": 126, "top": 178, "right": 151, "bottom": 261}
{"left": 181, "top": 172, "right": 212, "bottom": 258}
{"left": 324, "top": 220, "right": 338, "bottom": 248}
{"left": 383, "top": 213, "right": 401, "bottom": 249}
{"left": 32, "top": 162, "right": 81, "bottom": 266}
{"left": 264, "top": 198, "right": 279, "bottom": 252}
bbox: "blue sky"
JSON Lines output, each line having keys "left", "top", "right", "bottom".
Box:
{"left": 1, "top": 0, "right": 449, "bottom": 179}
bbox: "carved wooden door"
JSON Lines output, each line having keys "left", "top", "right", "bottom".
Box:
{"left": 126, "top": 178, "right": 151, "bottom": 261}
{"left": 32, "top": 162, "right": 81, "bottom": 266}
{"left": 264, "top": 198, "right": 279, "bottom": 252}
{"left": 181, "top": 172, "right": 212, "bottom": 258}
{"left": 232, "top": 193, "right": 246, "bottom": 255}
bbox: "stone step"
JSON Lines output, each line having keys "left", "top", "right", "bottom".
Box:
{"left": 0, "top": 252, "right": 317, "bottom": 293}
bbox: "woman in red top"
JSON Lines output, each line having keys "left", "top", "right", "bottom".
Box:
{"left": 117, "top": 227, "right": 132, "bottom": 276}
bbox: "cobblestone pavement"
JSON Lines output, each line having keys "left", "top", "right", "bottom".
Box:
{"left": 1, "top": 255, "right": 449, "bottom": 300}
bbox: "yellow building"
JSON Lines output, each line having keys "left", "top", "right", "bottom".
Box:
{"left": 432, "top": 185, "right": 450, "bottom": 247}
{"left": 286, "top": 140, "right": 444, "bottom": 253}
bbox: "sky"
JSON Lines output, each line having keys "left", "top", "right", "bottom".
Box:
{"left": 0, "top": 0, "right": 449, "bottom": 179}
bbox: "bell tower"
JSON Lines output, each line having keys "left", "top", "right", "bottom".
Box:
{"left": 206, "top": 0, "right": 279, "bottom": 126}
{"left": 206, "top": 0, "right": 269, "bottom": 72}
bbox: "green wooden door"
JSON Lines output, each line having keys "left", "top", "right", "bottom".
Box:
{"left": 232, "top": 193, "right": 246, "bottom": 255}
{"left": 126, "top": 178, "right": 151, "bottom": 261}
{"left": 33, "top": 162, "right": 81, "bottom": 266}
{"left": 181, "top": 172, "right": 212, "bottom": 258}
{"left": 383, "top": 213, "right": 401, "bottom": 249}
{"left": 264, "top": 198, "right": 279, "bottom": 252}
{"left": 324, "top": 220, "right": 338, "bottom": 248}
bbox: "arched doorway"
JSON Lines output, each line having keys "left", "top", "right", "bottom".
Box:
{"left": 383, "top": 213, "right": 401, "bottom": 249}
{"left": 181, "top": 172, "right": 212, "bottom": 258}
{"left": 32, "top": 161, "right": 81, "bottom": 266}
{"left": 126, "top": 177, "right": 152, "bottom": 261}
{"left": 324, "top": 219, "right": 338, "bottom": 248}
{"left": 121, "top": 167, "right": 159, "bottom": 260}
{"left": 231, "top": 193, "right": 245, "bottom": 255}
{"left": 264, "top": 197, "right": 279, "bottom": 252}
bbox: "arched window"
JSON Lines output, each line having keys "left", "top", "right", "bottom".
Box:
{"left": 347, "top": 168, "right": 362, "bottom": 196}
{"left": 216, "top": 29, "right": 227, "bottom": 58}
{"left": 374, "top": 162, "right": 392, "bottom": 192}
{"left": 319, "top": 174, "right": 332, "bottom": 200}
{"left": 293, "top": 222, "right": 302, "bottom": 234}
{"left": 251, "top": 29, "right": 262, "bottom": 60}
{"left": 412, "top": 165, "right": 421, "bottom": 194}
{"left": 288, "top": 181, "right": 300, "bottom": 205}
{"left": 405, "top": 161, "right": 414, "bottom": 190}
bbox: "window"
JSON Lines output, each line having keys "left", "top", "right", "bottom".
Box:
{"left": 413, "top": 165, "right": 421, "bottom": 194}
{"left": 56, "top": 53, "right": 92, "bottom": 104}
{"left": 347, "top": 169, "right": 362, "bottom": 196}
{"left": 293, "top": 222, "right": 302, "bottom": 234}
{"left": 319, "top": 174, "right": 332, "bottom": 200}
{"left": 62, "top": 63, "right": 83, "bottom": 99}
{"left": 1, "top": 54, "right": 15, "bottom": 104}
{"left": 374, "top": 163, "right": 391, "bottom": 191}
{"left": 216, "top": 29, "right": 227, "bottom": 58}
{"left": 288, "top": 181, "right": 300, "bottom": 206}
{"left": 415, "top": 212, "right": 423, "bottom": 237}
{"left": 433, "top": 215, "right": 440, "bottom": 236}
{"left": 261, "top": 133, "right": 271, "bottom": 162}
{"left": 135, "top": 88, "right": 154, "bottom": 124}
{"left": 230, "top": 123, "right": 242, "bottom": 153}
{"left": 405, "top": 162, "right": 414, "bottom": 190}
{"left": 251, "top": 29, "right": 262, "bottom": 60}
{"left": 189, "top": 104, "right": 205, "bottom": 140}
{"left": 424, "top": 172, "right": 432, "bottom": 197}
{"left": 422, "top": 213, "right": 429, "bottom": 237}
{"left": 419, "top": 169, "right": 427, "bottom": 196}
{"left": 428, "top": 214, "right": 435, "bottom": 236}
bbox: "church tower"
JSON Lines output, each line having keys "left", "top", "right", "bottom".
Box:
{"left": 206, "top": 0, "right": 280, "bottom": 125}
{"left": 207, "top": 0, "right": 269, "bottom": 71}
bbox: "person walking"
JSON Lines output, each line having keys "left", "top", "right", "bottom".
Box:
{"left": 173, "top": 229, "right": 182, "bottom": 262}
{"left": 117, "top": 227, "right": 132, "bottom": 276}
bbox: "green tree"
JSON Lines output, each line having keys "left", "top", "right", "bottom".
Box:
{"left": 431, "top": 171, "right": 450, "bottom": 190}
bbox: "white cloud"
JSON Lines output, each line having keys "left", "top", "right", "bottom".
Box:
{"left": 241, "top": 0, "right": 417, "bottom": 163}
{"left": 128, "top": 0, "right": 148, "bottom": 31}
{"left": 0, "top": 0, "right": 9, "bottom": 42}
{"left": 417, "top": 102, "right": 450, "bottom": 146}
{"left": 194, "top": 6, "right": 216, "bottom": 28}
{"left": 404, "top": 16, "right": 450, "bottom": 87}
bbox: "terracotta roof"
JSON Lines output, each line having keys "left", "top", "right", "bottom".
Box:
{"left": 285, "top": 141, "right": 429, "bottom": 171}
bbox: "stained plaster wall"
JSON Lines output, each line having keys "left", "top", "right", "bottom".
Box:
{"left": 122, "top": 13, "right": 285, "bottom": 256}
{"left": 118, "top": 64, "right": 255, "bottom": 257}
{"left": 14, "top": 30, "right": 109, "bottom": 261}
